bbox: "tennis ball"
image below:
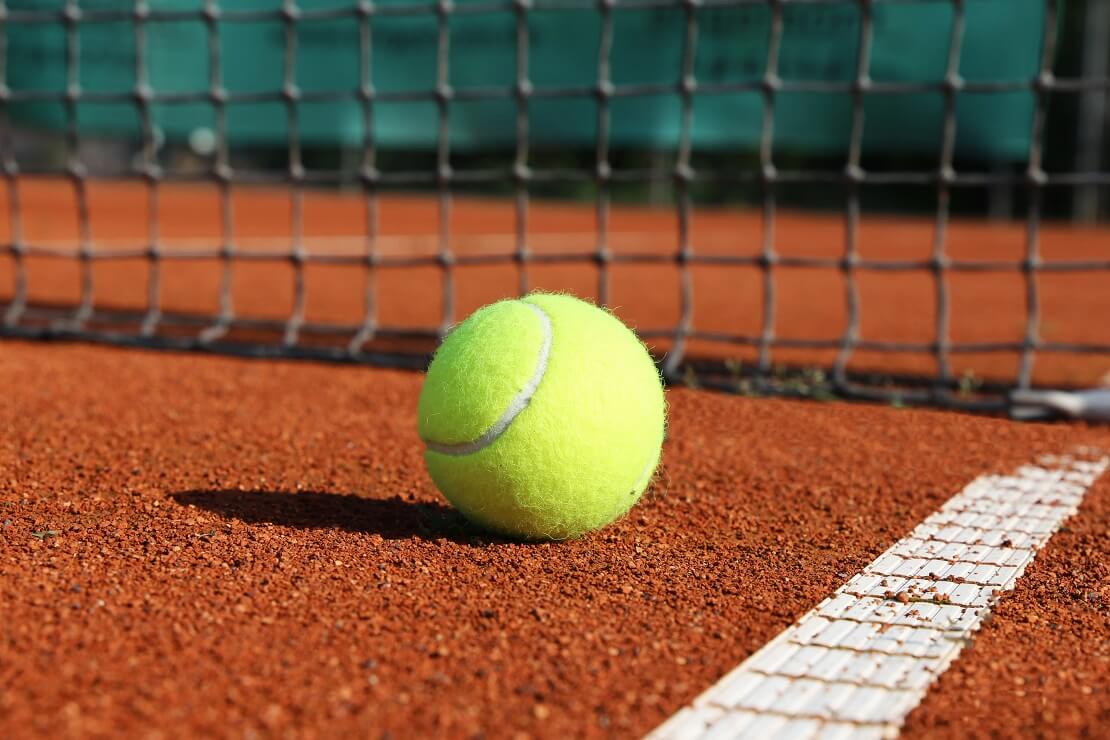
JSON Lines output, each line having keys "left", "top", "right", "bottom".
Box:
{"left": 417, "top": 292, "right": 665, "bottom": 540}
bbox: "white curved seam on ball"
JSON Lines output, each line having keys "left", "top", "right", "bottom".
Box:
{"left": 423, "top": 301, "right": 553, "bottom": 457}
{"left": 630, "top": 449, "right": 658, "bottom": 496}
{"left": 629, "top": 428, "right": 663, "bottom": 495}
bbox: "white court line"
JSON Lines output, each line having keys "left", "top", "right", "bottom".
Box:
{"left": 647, "top": 448, "right": 1109, "bottom": 740}
{"left": 14, "top": 230, "right": 734, "bottom": 257}
{"left": 15, "top": 233, "right": 545, "bottom": 257}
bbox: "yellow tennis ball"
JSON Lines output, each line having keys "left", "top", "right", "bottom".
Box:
{"left": 417, "top": 292, "right": 666, "bottom": 540}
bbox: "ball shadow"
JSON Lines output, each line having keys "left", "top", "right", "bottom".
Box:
{"left": 172, "top": 489, "right": 497, "bottom": 544}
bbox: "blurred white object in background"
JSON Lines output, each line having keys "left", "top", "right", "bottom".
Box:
{"left": 1011, "top": 387, "right": 1110, "bottom": 422}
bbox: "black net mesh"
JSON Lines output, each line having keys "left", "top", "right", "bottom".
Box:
{"left": 1, "top": 0, "right": 1108, "bottom": 413}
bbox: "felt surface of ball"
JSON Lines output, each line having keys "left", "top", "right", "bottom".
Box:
{"left": 417, "top": 292, "right": 666, "bottom": 540}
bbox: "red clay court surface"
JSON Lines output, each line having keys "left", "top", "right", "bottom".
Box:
{"left": 3, "top": 178, "right": 1110, "bottom": 386}
{"left": 2, "top": 180, "right": 1110, "bottom": 738}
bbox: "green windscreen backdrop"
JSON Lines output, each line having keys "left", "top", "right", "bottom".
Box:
{"left": 3, "top": 0, "right": 1047, "bottom": 159}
